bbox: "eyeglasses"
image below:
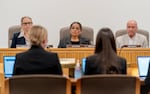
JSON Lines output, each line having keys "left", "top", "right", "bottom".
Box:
{"left": 22, "top": 22, "right": 32, "bottom": 25}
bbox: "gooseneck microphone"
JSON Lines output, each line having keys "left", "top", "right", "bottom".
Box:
{"left": 118, "top": 45, "right": 126, "bottom": 56}
{"left": 118, "top": 44, "right": 141, "bottom": 55}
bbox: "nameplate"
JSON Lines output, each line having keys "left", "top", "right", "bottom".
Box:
{"left": 121, "top": 45, "right": 141, "bottom": 48}
{"left": 67, "top": 44, "right": 95, "bottom": 48}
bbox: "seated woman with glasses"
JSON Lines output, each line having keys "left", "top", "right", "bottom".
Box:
{"left": 58, "top": 21, "right": 91, "bottom": 48}
{"left": 84, "top": 27, "right": 127, "bottom": 75}
{"left": 11, "top": 16, "right": 33, "bottom": 48}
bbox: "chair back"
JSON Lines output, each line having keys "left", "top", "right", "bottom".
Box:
{"left": 5, "top": 75, "right": 71, "bottom": 94}
{"left": 76, "top": 75, "right": 140, "bottom": 94}
{"left": 115, "top": 29, "right": 149, "bottom": 45}
{"left": 60, "top": 26, "right": 94, "bottom": 43}
{"left": 8, "top": 25, "right": 21, "bottom": 47}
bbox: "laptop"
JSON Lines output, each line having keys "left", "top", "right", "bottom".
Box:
{"left": 137, "top": 56, "right": 150, "bottom": 80}
{"left": 3, "top": 56, "right": 16, "bottom": 78}
{"left": 82, "top": 58, "right": 87, "bottom": 74}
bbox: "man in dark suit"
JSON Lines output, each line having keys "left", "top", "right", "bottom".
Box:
{"left": 13, "top": 25, "right": 62, "bottom": 75}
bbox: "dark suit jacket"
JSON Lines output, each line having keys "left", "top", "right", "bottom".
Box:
{"left": 11, "top": 32, "right": 26, "bottom": 48}
{"left": 58, "top": 37, "right": 91, "bottom": 48}
{"left": 84, "top": 54, "right": 127, "bottom": 75}
{"left": 13, "top": 45, "right": 62, "bottom": 75}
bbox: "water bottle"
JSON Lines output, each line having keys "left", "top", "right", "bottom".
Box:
{"left": 74, "top": 60, "right": 82, "bottom": 79}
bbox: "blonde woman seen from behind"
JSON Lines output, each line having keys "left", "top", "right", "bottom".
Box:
{"left": 13, "top": 25, "right": 62, "bottom": 75}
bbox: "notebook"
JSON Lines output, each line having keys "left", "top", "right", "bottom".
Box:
{"left": 3, "top": 56, "right": 16, "bottom": 78}
{"left": 82, "top": 58, "right": 86, "bottom": 74}
{"left": 137, "top": 56, "right": 150, "bottom": 80}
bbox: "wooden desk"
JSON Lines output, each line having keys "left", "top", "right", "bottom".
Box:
{"left": 0, "top": 48, "right": 150, "bottom": 64}
{"left": 0, "top": 48, "right": 149, "bottom": 94}
{"left": 0, "top": 48, "right": 150, "bottom": 76}
{"left": 0, "top": 48, "right": 149, "bottom": 61}
{"left": 0, "top": 73, "right": 4, "bottom": 94}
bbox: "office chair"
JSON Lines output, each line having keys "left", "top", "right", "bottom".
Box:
{"left": 5, "top": 75, "right": 71, "bottom": 94}
{"left": 60, "top": 26, "right": 94, "bottom": 44}
{"left": 76, "top": 75, "right": 140, "bottom": 94}
{"left": 8, "top": 25, "right": 21, "bottom": 47}
{"left": 115, "top": 29, "right": 149, "bottom": 45}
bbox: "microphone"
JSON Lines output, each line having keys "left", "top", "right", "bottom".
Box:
{"left": 118, "top": 45, "right": 126, "bottom": 56}
{"left": 121, "top": 45, "right": 128, "bottom": 48}
{"left": 118, "top": 44, "right": 141, "bottom": 55}
{"left": 128, "top": 45, "right": 141, "bottom": 47}
{"left": 46, "top": 45, "right": 53, "bottom": 48}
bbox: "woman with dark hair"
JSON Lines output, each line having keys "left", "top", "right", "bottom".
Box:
{"left": 84, "top": 27, "right": 126, "bottom": 75}
{"left": 58, "top": 21, "right": 91, "bottom": 48}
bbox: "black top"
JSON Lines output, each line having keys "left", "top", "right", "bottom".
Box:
{"left": 58, "top": 37, "right": 91, "bottom": 48}
{"left": 71, "top": 41, "right": 80, "bottom": 45}
{"left": 84, "top": 54, "right": 127, "bottom": 75}
{"left": 13, "top": 45, "right": 62, "bottom": 75}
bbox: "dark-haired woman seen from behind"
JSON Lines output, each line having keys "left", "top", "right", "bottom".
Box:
{"left": 84, "top": 27, "right": 127, "bottom": 75}
{"left": 58, "top": 21, "right": 91, "bottom": 48}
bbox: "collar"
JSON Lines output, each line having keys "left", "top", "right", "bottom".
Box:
{"left": 128, "top": 33, "right": 136, "bottom": 40}
{"left": 30, "top": 45, "right": 43, "bottom": 49}
{"left": 18, "top": 29, "right": 24, "bottom": 38}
